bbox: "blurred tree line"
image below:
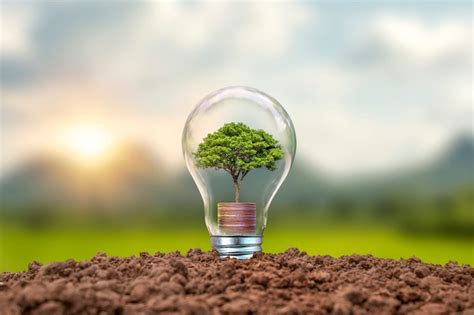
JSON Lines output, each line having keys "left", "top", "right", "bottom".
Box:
{"left": 1, "top": 136, "right": 472, "bottom": 238}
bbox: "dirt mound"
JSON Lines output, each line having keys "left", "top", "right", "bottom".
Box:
{"left": 0, "top": 249, "right": 472, "bottom": 314}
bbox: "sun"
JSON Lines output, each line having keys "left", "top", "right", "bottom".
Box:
{"left": 63, "top": 124, "right": 114, "bottom": 163}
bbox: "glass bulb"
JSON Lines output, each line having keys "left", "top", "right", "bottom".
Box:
{"left": 182, "top": 86, "right": 296, "bottom": 258}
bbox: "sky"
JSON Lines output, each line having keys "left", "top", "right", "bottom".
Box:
{"left": 0, "top": 1, "right": 472, "bottom": 177}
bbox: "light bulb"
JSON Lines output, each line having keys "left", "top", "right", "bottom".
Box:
{"left": 182, "top": 86, "right": 296, "bottom": 259}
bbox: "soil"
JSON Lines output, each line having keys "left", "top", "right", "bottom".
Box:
{"left": 0, "top": 249, "right": 472, "bottom": 315}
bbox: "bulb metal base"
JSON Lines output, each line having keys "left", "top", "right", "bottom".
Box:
{"left": 210, "top": 235, "right": 262, "bottom": 259}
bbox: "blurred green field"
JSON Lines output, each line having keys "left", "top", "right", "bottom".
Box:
{"left": 1, "top": 224, "right": 472, "bottom": 272}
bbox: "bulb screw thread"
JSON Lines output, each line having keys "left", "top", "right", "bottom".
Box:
{"left": 210, "top": 235, "right": 262, "bottom": 259}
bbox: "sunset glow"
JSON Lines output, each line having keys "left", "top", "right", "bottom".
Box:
{"left": 63, "top": 125, "right": 114, "bottom": 163}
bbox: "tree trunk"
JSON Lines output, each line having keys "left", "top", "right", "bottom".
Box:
{"left": 233, "top": 180, "right": 240, "bottom": 202}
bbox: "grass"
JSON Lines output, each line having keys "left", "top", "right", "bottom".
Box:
{"left": 1, "top": 223, "right": 472, "bottom": 272}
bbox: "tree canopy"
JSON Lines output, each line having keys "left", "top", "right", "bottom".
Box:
{"left": 193, "top": 122, "right": 284, "bottom": 202}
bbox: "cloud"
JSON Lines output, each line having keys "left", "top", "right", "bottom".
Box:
{"left": 353, "top": 12, "right": 472, "bottom": 70}
{"left": 0, "top": 2, "right": 471, "bottom": 177}
{"left": 297, "top": 103, "right": 455, "bottom": 176}
{"left": 373, "top": 14, "right": 470, "bottom": 62}
{"left": 146, "top": 2, "right": 311, "bottom": 56}
{"left": 3, "top": 0, "right": 313, "bottom": 83}
{"left": 0, "top": 4, "right": 39, "bottom": 87}
{"left": 0, "top": 4, "right": 36, "bottom": 57}
{"left": 265, "top": 11, "right": 472, "bottom": 175}
{"left": 0, "top": 2, "right": 313, "bottom": 103}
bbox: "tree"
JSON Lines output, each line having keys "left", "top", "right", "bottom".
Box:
{"left": 194, "top": 122, "right": 284, "bottom": 202}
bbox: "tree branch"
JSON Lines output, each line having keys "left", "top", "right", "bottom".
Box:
{"left": 240, "top": 170, "right": 249, "bottom": 181}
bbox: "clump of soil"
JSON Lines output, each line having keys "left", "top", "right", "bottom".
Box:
{"left": 0, "top": 249, "right": 472, "bottom": 314}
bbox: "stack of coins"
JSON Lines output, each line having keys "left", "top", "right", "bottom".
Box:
{"left": 218, "top": 202, "right": 256, "bottom": 234}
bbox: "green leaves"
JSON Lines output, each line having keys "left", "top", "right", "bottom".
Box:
{"left": 193, "top": 122, "right": 284, "bottom": 181}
